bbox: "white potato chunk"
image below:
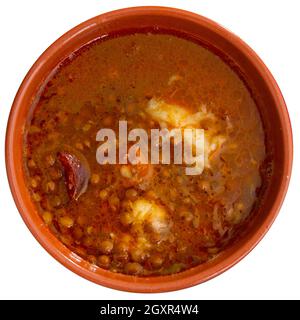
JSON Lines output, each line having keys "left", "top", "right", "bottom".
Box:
{"left": 147, "top": 98, "right": 191, "bottom": 127}
{"left": 131, "top": 198, "right": 169, "bottom": 234}
{"left": 146, "top": 98, "right": 226, "bottom": 169}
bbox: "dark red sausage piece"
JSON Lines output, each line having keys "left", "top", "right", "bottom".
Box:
{"left": 58, "top": 151, "right": 90, "bottom": 200}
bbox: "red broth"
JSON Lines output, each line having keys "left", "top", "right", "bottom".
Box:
{"left": 23, "top": 33, "right": 267, "bottom": 276}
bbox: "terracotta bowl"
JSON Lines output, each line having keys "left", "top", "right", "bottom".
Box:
{"left": 5, "top": 6, "right": 293, "bottom": 293}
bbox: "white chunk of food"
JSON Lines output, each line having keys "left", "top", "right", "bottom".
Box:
{"left": 146, "top": 98, "right": 226, "bottom": 169}
{"left": 131, "top": 198, "right": 169, "bottom": 235}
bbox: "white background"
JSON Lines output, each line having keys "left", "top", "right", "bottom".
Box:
{"left": 0, "top": 0, "right": 299, "bottom": 300}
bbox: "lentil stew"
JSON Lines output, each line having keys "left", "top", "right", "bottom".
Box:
{"left": 23, "top": 33, "right": 268, "bottom": 276}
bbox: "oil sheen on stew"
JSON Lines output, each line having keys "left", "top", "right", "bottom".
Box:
{"left": 24, "top": 33, "right": 266, "bottom": 276}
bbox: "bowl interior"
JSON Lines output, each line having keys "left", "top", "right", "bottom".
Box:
{"left": 6, "top": 7, "right": 292, "bottom": 292}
